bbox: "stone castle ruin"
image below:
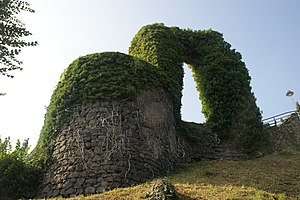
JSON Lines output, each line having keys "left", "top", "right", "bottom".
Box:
{"left": 34, "top": 24, "right": 265, "bottom": 197}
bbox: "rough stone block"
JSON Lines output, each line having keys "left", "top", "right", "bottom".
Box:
{"left": 84, "top": 186, "right": 96, "bottom": 194}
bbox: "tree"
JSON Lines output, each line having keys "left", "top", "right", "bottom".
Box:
{"left": 0, "top": 0, "right": 37, "bottom": 78}
{"left": 0, "top": 136, "right": 42, "bottom": 199}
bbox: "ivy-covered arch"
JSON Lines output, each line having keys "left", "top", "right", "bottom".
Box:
{"left": 33, "top": 23, "right": 266, "bottom": 166}
{"left": 129, "top": 23, "right": 262, "bottom": 143}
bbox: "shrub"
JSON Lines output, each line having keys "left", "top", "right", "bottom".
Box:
{"left": 177, "top": 121, "right": 206, "bottom": 143}
{"left": 0, "top": 137, "right": 42, "bottom": 199}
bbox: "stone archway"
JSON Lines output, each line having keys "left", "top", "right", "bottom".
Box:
{"left": 181, "top": 63, "right": 205, "bottom": 123}
{"left": 34, "top": 24, "right": 265, "bottom": 197}
{"left": 129, "top": 23, "right": 262, "bottom": 140}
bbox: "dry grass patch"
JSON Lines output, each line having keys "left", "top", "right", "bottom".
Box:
{"left": 169, "top": 150, "right": 300, "bottom": 199}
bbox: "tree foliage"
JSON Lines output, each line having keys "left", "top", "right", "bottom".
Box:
{"left": 0, "top": 136, "right": 42, "bottom": 199}
{"left": 0, "top": 0, "right": 37, "bottom": 78}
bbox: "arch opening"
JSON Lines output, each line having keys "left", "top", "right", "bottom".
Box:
{"left": 181, "top": 64, "right": 205, "bottom": 123}
{"left": 128, "top": 23, "right": 263, "bottom": 142}
{"left": 34, "top": 23, "right": 267, "bottom": 169}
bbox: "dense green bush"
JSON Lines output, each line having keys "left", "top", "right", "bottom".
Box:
{"left": 177, "top": 121, "right": 206, "bottom": 143}
{"left": 0, "top": 137, "right": 42, "bottom": 199}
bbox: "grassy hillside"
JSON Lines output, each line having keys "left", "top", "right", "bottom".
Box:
{"left": 42, "top": 150, "right": 300, "bottom": 200}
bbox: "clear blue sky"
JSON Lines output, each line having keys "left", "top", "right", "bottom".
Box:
{"left": 0, "top": 0, "right": 299, "bottom": 148}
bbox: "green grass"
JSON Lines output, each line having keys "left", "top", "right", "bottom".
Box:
{"left": 40, "top": 150, "right": 300, "bottom": 200}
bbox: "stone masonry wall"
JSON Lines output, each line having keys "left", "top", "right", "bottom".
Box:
{"left": 269, "top": 113, "right": 300, "bottom": 151}
{"left": 39, "top": 89, "right": 185, "bottom": 198}
{"left": 38, "top": 88, "right": 248, "bottom": 198}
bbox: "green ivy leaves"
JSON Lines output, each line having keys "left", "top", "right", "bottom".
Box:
{"left": 34, "top": 23, "right": 266, "bottom": 166}
{"left": 129, "top": 23, "right": 264, "bottom": 153}
{"left": 33, "top": 52, "right": 161, "bottom": 166}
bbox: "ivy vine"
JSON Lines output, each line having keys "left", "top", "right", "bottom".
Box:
{"left": 129, "top": 23, "right": 265, "bottom": 153}
{"left": 32, "top": 52, "right": 161, "bottom": 164}
{"left": 33, "top": 23, "right": 267, "bottom": 166}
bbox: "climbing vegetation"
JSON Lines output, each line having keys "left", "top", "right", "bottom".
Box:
{"left": 32, "top": 52, "right": 161, "bottom": 165}
{"left": 177, "top": 121, "right": 207, "bottom": 142}
{"left": 34, "top": 23, "right": 267, "bottom": 167}
{"left": 129, "top": 23, "right": 184, "bottom": 122}
{"left": 130, "top": 23, "right": 265, "bottom": 150}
